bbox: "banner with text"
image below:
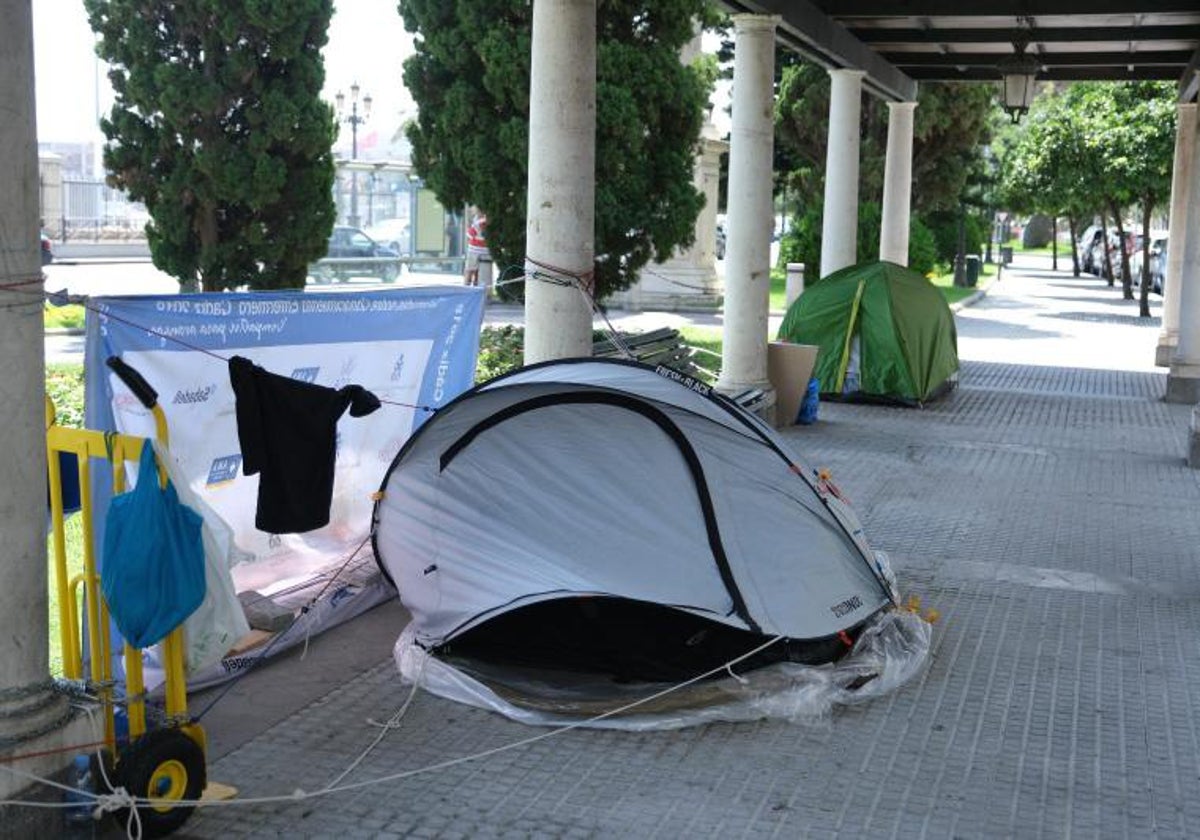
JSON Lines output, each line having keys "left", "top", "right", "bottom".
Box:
{"left": 83, "top": 287, "right": 484, "bottom": 686}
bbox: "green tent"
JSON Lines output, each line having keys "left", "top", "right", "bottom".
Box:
{"left": 777, "top": 260, "right": 959, "bottom": 405}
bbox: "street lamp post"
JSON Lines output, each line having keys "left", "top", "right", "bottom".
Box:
{"left": 335, "top": 83, "right": 371, "bottom": 227}
{"left": 983, "top": 145, "right": 996, "bottom": 264}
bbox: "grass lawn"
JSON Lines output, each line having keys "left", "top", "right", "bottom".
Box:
{"left": 47, "top": 516, "right": 85, "bottom": 678}
{"left": 1006, "top": 242, "right": 1077, "bottom": 258}
{"left": 927, "top": 261, "right": 998, "bottom": 305}
{"left": 679, "top": 326, "right": 724, "bottom": 379}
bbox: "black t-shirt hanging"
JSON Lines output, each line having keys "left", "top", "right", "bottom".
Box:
{"left": 229, "top": 355, "right": 381, "bottom": 534}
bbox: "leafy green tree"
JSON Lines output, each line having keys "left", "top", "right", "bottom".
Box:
{"left": 779, "top": 202, "right": 938, "bottom": 276}
{"left": 87, "top": 0, "right": 337, "bottom": 291}
{"left": 775, "top": 62, "right": 995, "bottom": 218}
{"left": 997, "top": 91, "right": 1102, "bottom": 276}
{"left": 399, "top": 0, "right": 716, "bottom": 301}
{"left": 1084, "top": 82, "right": 1176, "bottom": 313}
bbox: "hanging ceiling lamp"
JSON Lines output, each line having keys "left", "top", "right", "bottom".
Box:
{"left": 998, "top": 33, "right": 1040, "bottom": 124}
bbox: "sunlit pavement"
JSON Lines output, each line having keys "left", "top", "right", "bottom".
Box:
{"left": 169, "top": 253, "right": 1200, "bottom": 838}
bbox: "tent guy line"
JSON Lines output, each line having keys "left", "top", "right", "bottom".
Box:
{"left": 0, "top": 633, "right": 789, "bottom": 826}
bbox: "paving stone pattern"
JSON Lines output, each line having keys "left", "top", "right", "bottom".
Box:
{"left": 186, "top": 276, "right": 1200, "bottom": 839}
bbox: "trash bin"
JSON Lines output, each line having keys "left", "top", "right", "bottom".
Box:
{"left": 1000, "top": 246, "right": 1014, "bottom": 265}
{"left": 965, "top": 255, "right": 980, "bottom": 288}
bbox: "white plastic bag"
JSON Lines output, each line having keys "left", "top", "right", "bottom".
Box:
{"left": 155, "top": 440, "right": 252, "bottom": 673}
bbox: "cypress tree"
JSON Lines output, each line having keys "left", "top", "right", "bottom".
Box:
{"left": 86, "top": 0, "right": 337, "bottom": 291}
{"left": 399, "top": 0, "right": 716, "bottom": 300}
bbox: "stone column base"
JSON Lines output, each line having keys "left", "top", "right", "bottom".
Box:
{"left": 1, "top": 704, "right": 93, "bottom": 830}
{"left": 1156, "top": 337, "right": 1177, "bottom": 368}
{"left": 1165, "top": 369, "right": 1200, "bottom": 403}
{"left": 608, "top": 264, "right": 723, "bottom": 313}
{"left": 1189, "top": 406, "right": 1200, "bottom": 469}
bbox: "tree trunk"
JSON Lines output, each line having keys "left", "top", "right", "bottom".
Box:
{"left": 1139, "top": 201, "right": 1153, "bottom": 318}
{"left": 198, "top": 200, "right": 219, "bottom": 292}
{"left": 1068, "top": 215, "right": 1080, "bottom": 276}
{"left": 1099, "top": 211, "right": 1114, "bottom": 288}
{"left": 953, "top": 206, "right": 967, "bottom": 287}
{"left": 1051, "top": 217, "right": 1058, "bottom": 271}
{"left": 1109, "top": 201, "right": 1132, "bottom": 300}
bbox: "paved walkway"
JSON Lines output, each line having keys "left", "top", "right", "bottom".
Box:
{"left": 182, "top": 255, "right": 1200, "bottom": 838}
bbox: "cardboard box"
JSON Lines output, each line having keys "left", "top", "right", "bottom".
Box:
{"left": 768, "top": 341, "right": 818, "bottom": 428}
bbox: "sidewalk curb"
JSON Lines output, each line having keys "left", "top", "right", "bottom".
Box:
{"left": 951, "top": 287, "right": 988, "bottom": 312}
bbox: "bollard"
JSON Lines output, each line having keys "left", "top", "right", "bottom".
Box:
{"left": 478, "top": 257, "right": 494, "bottom": 298}
{"left": 785, "top": 263, "right": 805, "bottom": 308}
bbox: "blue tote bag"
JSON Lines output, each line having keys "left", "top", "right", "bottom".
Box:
{"left": 101, "top": 443, "right": 206, "bottom": 649}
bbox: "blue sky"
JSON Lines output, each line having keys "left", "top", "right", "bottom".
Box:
{"left": 33, "top": 0, "right": 416, "bottom": 146}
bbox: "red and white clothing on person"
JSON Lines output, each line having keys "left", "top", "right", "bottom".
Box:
{"left": 465, "top": 213, "right": 488, "bottom": 285}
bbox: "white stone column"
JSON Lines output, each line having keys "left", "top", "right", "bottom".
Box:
{"left": 524, "top": 0, "right": 595, "bottom": 364}
{"left": 0, "top": 0, "right": 86, "bottom": 806}
{"left": 1167, "top": 99, "right": 1200, "bottom": 404}
{"left": 820, "top": 69, "right": 866, "bottom": 279}
{"left": 716, "top": 14, "right": 778, "bottom": 408}
{"left": 1157, "top": 101, "right": 1196, "bottom": 367}
{"left": 879, "top": 101, "right": 917, "bottom": 266}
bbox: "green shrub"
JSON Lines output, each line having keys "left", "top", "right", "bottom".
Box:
{"left": 779, "top": 207, "right": 822, "bottom": 273}
{"left": 475, "top": 325, "right": 524, "bottom": 383}
{"left": 44, "top": 303, "right": 86, "bottom": 330}
{"left": 45, "top": 364, "right": 85, "bottom": 428}
{"left": 925, "top": 210, "right": 988, "bottom": 265}
{"left": 908, "top": 216, "right": 938, "bottom": 276}
{"left": 782, "top": 203, "right": 938, "bottom": 278}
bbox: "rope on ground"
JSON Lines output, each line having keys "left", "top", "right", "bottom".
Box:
{"left": 319, "top": 655, "right": 427, "bottom": 792}
{"left": 0, "top": 634, "right": 785, "bottom": 822}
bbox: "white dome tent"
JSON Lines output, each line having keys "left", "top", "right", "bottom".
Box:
{"left": 372, "top": 359, "right": 930, "bottom": 727}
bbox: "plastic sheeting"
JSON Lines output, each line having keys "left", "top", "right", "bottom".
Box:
{"left": 393, "top": 606, "right": 932, "bottom": 731}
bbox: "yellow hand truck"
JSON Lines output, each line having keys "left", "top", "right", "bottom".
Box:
{"left": 46, "top": 358, "right": 210, "bottom": 837}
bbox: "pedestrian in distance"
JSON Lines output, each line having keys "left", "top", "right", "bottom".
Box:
{"left": 464, "top": 208, "right": 489, "bottom": 289}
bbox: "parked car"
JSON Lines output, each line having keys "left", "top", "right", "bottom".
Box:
{"left": 311, "top": 225, "right": 400, "bottom": 283}
{"left": 1131, "top": 231, "right": 1168, "bottom": 294}
{"left": 363, "top": 218, "right": 411, "bottom": 257}
{"left": 40, "top": 230, "right": 54, "bottom": 266}
{"left": 1151, "top": 234, "right": 1169, "bottom": 293}
{"left": 1077, "top": 225, "right": 1104, "bottom": 274}
{"left": 1089, "top": 230, "right": 1136, "bottom": 282}
{"left": 1108, "top": 230, "right": 1139, "bottom": 282}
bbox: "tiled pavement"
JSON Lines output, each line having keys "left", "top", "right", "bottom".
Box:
{"left": 182, "top": 259, "right": 1200, "bottom": 839}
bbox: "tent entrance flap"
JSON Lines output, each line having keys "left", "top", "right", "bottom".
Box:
{"left": 434, "top": 596, "right": 856, "bottom": 686}
{"left": 835, "top": 278, "right": 867, "bottom": 395}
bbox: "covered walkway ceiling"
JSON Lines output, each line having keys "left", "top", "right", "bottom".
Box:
{"left": 721, "top": 2, "right": 1200, "bottom": 103}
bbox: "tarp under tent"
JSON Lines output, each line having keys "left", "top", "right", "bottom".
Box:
{"left": 777, "top": 260, "right": 959, "bottom": 405}
{"left": 373, "top": 359, "right": 931, "bottom": 727}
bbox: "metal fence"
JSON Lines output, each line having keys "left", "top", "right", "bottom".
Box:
{"left": 55, "top": 179, "right": 149, "bottom": 242}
